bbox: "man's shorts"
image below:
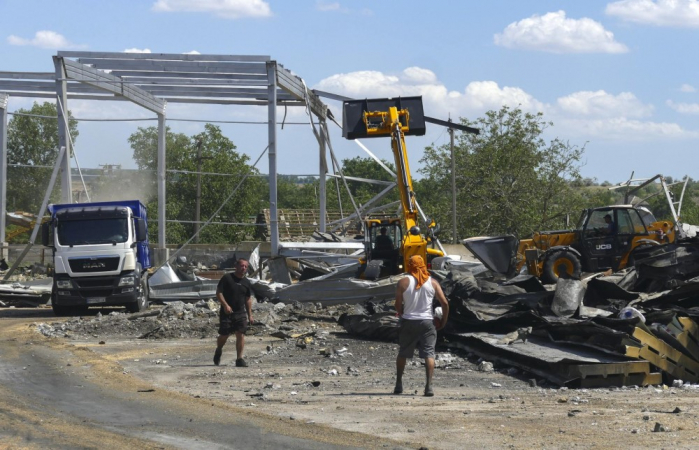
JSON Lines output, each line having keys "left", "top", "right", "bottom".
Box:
{"left": 398, "top": 319, "right": 436, "bottom": 359}
{"left": 218, "top": 313, "right": 248, "bottom": 336}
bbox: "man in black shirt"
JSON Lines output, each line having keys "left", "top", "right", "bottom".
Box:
{"left": 213, "top": 258, "right": 254, "bottom": 367}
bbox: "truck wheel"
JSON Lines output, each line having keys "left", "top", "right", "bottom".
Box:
{"left": 542, "top": 251, "right": 581, "bottom": 284}
{"left": 127, "top": 276, "right": 150, "bottom": 313}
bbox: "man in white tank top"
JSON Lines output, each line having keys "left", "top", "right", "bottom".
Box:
{"left": 394, "top": 255, "right": 449, "bottom": 397}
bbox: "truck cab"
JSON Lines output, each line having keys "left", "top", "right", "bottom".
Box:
{"left": 43, "top": 200, "right": 151, "bottom": 316}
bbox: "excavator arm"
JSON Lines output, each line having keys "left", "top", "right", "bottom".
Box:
{"left": 343, "top": 96, "right": 442, "bottom": 271}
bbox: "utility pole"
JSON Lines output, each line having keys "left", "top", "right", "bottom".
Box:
{"left": 449, "top": 118, "right": 457, "bottom": 244}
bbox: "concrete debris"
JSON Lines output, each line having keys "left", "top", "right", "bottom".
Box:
{"left": 478, "top": 361, "right": 494, "bottom": 372}
{"left": 16, "top": 232, "right": 699, "bottom": 393}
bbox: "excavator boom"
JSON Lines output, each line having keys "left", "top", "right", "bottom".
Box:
{"left": 343, "top": 96, "right": 441, "bottom": 274}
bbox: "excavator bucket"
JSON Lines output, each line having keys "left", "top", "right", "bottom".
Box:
{"left": 342, "top": 96, "right": 426, "bottom": 140}
{"left": 463, "top": 235, "right": 519, "bottom": 278}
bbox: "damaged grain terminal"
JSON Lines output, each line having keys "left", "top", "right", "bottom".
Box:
{"left": 3, "top": 50, "right": 699, "bottom": 447}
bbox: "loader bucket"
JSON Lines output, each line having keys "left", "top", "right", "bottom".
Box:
{"left": 342, "top": 96, "right": 426, "bottom": 140}
{"left": 463, "top": 235, "right": 519, "bottom": 278}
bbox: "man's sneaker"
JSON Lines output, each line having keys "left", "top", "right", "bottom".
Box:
{"left": 424, "top": 385, "right": 434, "bottom": 397}
{"left": 213, "top": 347, "right": 222, "bottom": 366}
{"left": 235, "top": 358, "right": 248, "bottom": 367}
{"left": 393, "top": 381, "right": 403, "bottom": 394}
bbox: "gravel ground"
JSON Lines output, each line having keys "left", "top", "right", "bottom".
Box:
{"left": 26, "top": 302, "right": 699, "bottom": 449}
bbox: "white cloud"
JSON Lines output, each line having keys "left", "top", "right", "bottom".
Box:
{"left": 315, "top": 66, "right": 694, "bottom": 142}
{"left": 606, "top": 0, "right": 699, "bottom": 27}
{"left": 316, "top": 2, "right": 341, "bottom": 12}
{"left": 7, "top": 30, "right": 86, "bottom": 49}
{"left": 152, "top": 0, "right": 272, "bottom": 19}
{"left": 494, "top": 10, "right": 628, "bottom": 53}
{"left": 667, "top": 100, "right": 699, "bottom": 114}
{"left": 314, "top": 68, "right": 544, "bottom": 118}
{"left": 558, "top": 117, "right": 689, "bottom": 140}
{"left": 123, "top": 48, "right": 152, "bottom": 53}
{"left": 315, "top": 2, "right": 369, "bottom": 14}
{"left": 183, "top": 50, "right": 201, "bottom": 55}
{"left": 556, "top": 90, "right": 653, "bottom": 118}
{"left": 680, "top": 83, "right": 697, "bottom": 93}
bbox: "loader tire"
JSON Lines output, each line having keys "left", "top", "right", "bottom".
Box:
{"left": 542, "top": 250, "right": 581, "bottom": 284}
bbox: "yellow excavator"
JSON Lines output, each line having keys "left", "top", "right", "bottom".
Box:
{"left": 342, "top": 97, "right": 444, "bottom": 279}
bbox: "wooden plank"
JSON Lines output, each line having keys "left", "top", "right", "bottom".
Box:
{"left": 679, "top": 317, "right": 699, "bottom": 341}
{"left": 77, "top": 59, "right": 268, "bottom": 75}
{"left": 578, "top": 372, "right": 659, "bottom": 388}
{"left": 675, "top": 317, "right": 699, "bottom": 360}
{"left": 628, "top": 327, "right": 699, "bottom": 382}
{"left": 565, "top": 361, "right": 661, "bottom": 387}
{"left": 59, "top": 51, "right": 270, "bottom": 62}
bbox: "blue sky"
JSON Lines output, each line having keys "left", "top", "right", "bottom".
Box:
{"left": 2, "top": 0, "right": 699, "bottom": 184}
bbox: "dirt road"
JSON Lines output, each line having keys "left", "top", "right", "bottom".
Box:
{"left": 4, "top": 307, "right": 699, "bottom": 449}
{"left": 0, "top": 310, "right": 402, "bottom": 449}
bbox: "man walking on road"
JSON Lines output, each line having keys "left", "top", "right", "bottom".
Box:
{"left": 394, "top": 255, "right": 449, "bottom": 397}
{"left": 213, "top": 258, "right": 253, "bottom": 367}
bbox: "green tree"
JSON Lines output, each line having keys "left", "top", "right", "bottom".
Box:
{"left": 128, "top": 124, "right": 265, "bottom": 244}
{"left": 6, "top": 102, "right": 78, "bottom": 212}
{"left": 324, "top": 156, "right": 399, "bottom": 214}
{"left": 418, "top": 106, "right": 586, "bottom": 240}
{"left": 276, "top": 175, "right": 319, "bottom": 209}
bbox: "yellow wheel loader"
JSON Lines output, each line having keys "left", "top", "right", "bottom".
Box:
{"left": 465, "top": 205, "right": 676, "bottom": 284}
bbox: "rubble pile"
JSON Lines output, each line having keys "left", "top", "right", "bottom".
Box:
{"left": 33, "top": 299, "right": 361, "bottom": 341}
{"left": 428, "top": 241, "right": 699, "bottom": 387}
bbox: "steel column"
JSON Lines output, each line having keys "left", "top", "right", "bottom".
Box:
{"left": 0, "top": 93, "right": 8, "bottom": 244}
{"left": 53, "top": 58, "right": 72, "bottom": 203}
{"left": 319, "top": 119, "right": 327, "bottom": 232}
{"left": 266, "top": 62, "right": 279, "bottom": 256}
{"left": 449, "top": 120, "right": 457, "bottom": 244}
{"left": 157, "top": 113, "right": 167, "bottom": 248}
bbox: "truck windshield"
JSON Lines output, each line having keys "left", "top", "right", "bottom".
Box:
{"left": 57, "top": 218, "right": 129, "bottom": 245}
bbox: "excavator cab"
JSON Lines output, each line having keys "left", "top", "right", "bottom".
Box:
{"left": 364, "top": 219, "right": 403, "bottom": 278}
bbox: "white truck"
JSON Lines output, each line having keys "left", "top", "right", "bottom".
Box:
{"left": 42, "top": 200, "right": 151, "bottom": 316}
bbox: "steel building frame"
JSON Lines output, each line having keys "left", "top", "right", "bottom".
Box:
{"left": 0, "top": 52, "right": 328, "bottom": 256}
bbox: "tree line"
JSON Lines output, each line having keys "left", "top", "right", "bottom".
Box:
{"left": 5, "top": 101, "right": 699, "bottom": 244}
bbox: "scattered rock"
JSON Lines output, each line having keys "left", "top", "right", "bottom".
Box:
{"left": 478, "top": 361, "right": 494, "bottom": 372}
{"left": 653, "top": 422, "right": 669, "bottom": 432}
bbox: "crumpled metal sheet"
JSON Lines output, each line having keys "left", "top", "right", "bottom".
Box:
{"left": 338, "top": 312, "right": 399, "bottom": 341}
{"left": 447, "top": 331, "right": 645, "bottom": 387}
{"left": 275, "top": 275, "right": 402, "bottom": 305}
{"left": 0, "top": 277, "right": 52, "bottom": 304}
